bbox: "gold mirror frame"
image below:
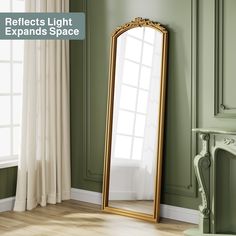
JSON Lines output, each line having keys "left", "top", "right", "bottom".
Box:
{"left": 102, "top": 17, "right": 168, "bottom": 222}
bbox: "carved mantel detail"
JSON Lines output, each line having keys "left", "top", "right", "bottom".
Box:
{"left": 194, "top": 133, "right": 210, "bottom": 234}
{"left": 223, "top": 137, "right": 235, "bottom": 145}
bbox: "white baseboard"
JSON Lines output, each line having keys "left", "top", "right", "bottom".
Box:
{"left": 0, "top": 197, "right": 15, "bottom": 212}
{"left": 160, "top": 204, "right": 199, "bottom": 224}
{"left": 71, "top": 188, "right": 199, "bottom": 224}
{"left": 71, "top": 188, "right": 102, "bottom": 205}
{"left": 0, "top": 190, "right": 199, "bottom": 225}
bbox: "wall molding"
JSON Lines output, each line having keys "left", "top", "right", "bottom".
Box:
{"left": 82, "top": 0, "right": 103, "bottom": 183}
{"left": 71, "top": 188, "right": 102, "bottom": 205}
{"left": 164, "top": 0, "right": 198, "bottom": 197}
{"left": 0, "top": 197, "right": 15, "bottom": 212}
{"left": 71, "top": 188, "right": 199, "bottom": 224}
{"left": 82, "top": 0, "right": 199, "bottom": 197}
{"left": 214, "top": 0, "right": 236, "bottom": 117}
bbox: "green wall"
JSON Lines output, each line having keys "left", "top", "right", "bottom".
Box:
{"left": 0, "top": 167, "right": 17, "bottom": 199}
{"left": 70, "top": 0, "right": 200, "bottom": 209}
{"left": 1, "top": 0, "right": 235, "bottom": 212}
{"left": 70, "top": 0, "right": 236, "bottom": 210}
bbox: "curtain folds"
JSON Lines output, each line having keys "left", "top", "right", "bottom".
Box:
{"left": 14, "top": 0, "right": 71, "bottom": 211}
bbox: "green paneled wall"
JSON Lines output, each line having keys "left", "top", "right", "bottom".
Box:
{"left": 70, "top": 0, "right": 236, "bottom": 210}
{"left": 1, "top": 0, "right": 235, "bottom": 212}
{"left": 0, "top": 167, "right": 17, "bottom": 199}
{"left": 70, "top": 0, "right": 203, "bottom": 209}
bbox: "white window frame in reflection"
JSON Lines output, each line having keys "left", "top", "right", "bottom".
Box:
{"left": 112, "top": 26, "right": 161, "bottom": 164}
{"left": 0, "top": 0, "right": 25, "bottom": 166}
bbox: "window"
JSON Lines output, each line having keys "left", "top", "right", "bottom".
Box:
{"left": 113, "top": 27, "right": 158, "bottom": 162}
{"left": 0, "top": 0, "right": 25, "bottom": 167}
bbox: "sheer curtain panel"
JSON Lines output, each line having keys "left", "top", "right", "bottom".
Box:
{"left": 14, "top": 0, "right": 71, "bottom": 211}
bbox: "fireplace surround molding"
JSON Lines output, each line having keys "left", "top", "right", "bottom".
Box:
{"left": 184, "top": 128, "right": 236, "bottom": 236}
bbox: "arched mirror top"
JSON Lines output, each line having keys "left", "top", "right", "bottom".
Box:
{"left": 112, "top": 17, "right": 168, "bottom": 38}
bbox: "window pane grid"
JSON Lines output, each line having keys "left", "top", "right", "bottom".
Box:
{"left": 0, "top": 0, "right": 24, "bottom": 162}
{"left": 0, "top": 124, "right": 20, "bottom": 128}
{"left": 124, "top": 58, "right": 152, "bottom": 69}
{"left": 115, "top": 29, "right": 154, "bottom": 161}
{"left": 0, "top": 93, "right": 22, "bottom": 96}
{"left": 119, "top": 107, "right": 146, "bottom": 116}
{"left": 0, "top": 60, "right": 23, "bottom": 63}
{"left": 116, "top": 133, "right": 145, "bottom": 139}
{"left": 128, "top": 31, "right": 146, "bottom": 161}
{"left": 127, "top": 33, "right": 155, "bottom": 46}
{"left": 113, "top": 27, "right": 161, "bottom": 162}
{"left": 121, "top": 82, "right": 149, "bottom": 92}
{"left": 0, "top": 155, "right": 19, "bottom": 162}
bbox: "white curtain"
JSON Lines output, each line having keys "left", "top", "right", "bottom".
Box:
{"left": 14, "top": 0, "right": 71, "bottom": 211}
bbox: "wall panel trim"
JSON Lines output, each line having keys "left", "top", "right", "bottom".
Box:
{"left": 82, "top": 0, "right": 103, "bottom": 182}
{"left": 82, "top": 0, "right": 199, "bottom": 195}
{"left": 214, "top": 0, "right": 236, "bottom": 117}
{"left": 164, "top": 0, "right": 198, "bottom": 197}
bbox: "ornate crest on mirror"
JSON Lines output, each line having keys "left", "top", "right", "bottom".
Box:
{"left": 102, "top": 17, "right": 168, "bottom": 222}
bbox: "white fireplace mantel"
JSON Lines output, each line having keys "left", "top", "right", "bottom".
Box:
{"left": 184, "top": 128, "right": 236, "bottom": 236}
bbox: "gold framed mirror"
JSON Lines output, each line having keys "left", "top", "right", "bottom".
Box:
{"left": 102, "top": 17, "right": 168, "bottom": 222}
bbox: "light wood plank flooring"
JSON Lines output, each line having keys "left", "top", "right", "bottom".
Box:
{"left": 0, "top": 200, "right": 196, "bottom": 236}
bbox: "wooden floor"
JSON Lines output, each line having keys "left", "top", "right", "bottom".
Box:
{"left": 0, "top": 200, "right": 195, "bottom": 236}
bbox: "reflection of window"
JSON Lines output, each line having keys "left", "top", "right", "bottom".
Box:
{"left": 0, "top": 0, "right": 25, "bottom": 166}
{"left": 114, "top": 27, "right": 157, "bottom": 161}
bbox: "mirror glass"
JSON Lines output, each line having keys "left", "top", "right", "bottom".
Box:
{"left": 103, "top": 18, "right": 168, "bottom": 221}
